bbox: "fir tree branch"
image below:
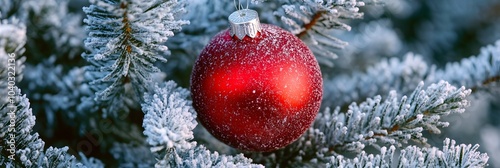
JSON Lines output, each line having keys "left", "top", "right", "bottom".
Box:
{"left": 327, "top": 145, "right": 395, "bottom": 167}
{"left": 251, "top": 79, "right": 472, "bottom": 165}
{"left": 19, "top": 57, "right": 90, "bottom": 136}
{"left": 317, "top": 81, "right": 471, "bottom": 153}
{"left": 0, "top": 22, "right": 101, "bottom": 165}
{"left": 0, "top": 0, "right": 87, "bottom": 62}
{"left": 251, "top": 81, "right": 474, "bottom": 165}
{"left": 142, "top": 81, "right": 197, "bottom": 153}
{"left": 323, "top": 40, "right": 500, "bottom": 108}
{"left": 0, "top": 17, "right": 26, "bottom": 54}
{"left": 433, "top": 40, "right": 500, "bottom": 92}
{"left": 481, "top": 75, "right": 500, "bottom": 86}
{"left": 248, "top": 128, "right": 329, "bottom": 167}
{"left": 469, "top": 75, "right": 500, "bottom": 93}
{"left": 142, "top": 81, "right": 262, "bottom": 167}
{"left": 82, "top": 0, "right": 189, "bottom": 117}
{"left": 297, "top": 11, "right": 327, "bottom": 38}
{"left": 270, "top": 0, "right": 370, "bottom": 65}
{"left": 326, "top": 139, "right": 488, "bottom": 167}
{"left": 276, "top": 0, "right": 366, "bottom": 34}
{"left": 0, "top": 87, "right": 103, "bottom": 167}
{"left": 323, "top": 53, "right": 428, "bottom": 108}
{"left": 0, "top": 17, "right": 26, "bottom": 105}
{"left": 163, "top": 146, "right": 263, "bottom": 168}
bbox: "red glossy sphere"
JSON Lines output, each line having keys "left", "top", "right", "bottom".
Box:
{"left": 190, "top": 24, "right": 323, "bottom": 152}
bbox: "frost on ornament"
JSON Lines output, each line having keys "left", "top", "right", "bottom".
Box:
{"left": 191, "top": 9, "right": 323, "bottom": 151}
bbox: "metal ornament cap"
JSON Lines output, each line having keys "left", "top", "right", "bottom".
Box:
{"left": 229, "top": 9, "right": 261, "bottom": 40}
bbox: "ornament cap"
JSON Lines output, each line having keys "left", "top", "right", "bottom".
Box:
{"left": 229, "top": 9, "right": 261, "bottom": 40}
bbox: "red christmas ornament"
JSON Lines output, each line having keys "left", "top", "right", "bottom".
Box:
{"left": 190, "top": 9, "right": 323, "bottom": 152}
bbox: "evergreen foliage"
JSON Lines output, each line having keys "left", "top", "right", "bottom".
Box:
{"left": 0, "top": 88, "right": 103, "bottom": 167}
{"left": 1, "top": 0, "right": 498, "bottom": 167}
{"left": 81, "top": 0, "right": 189, "bottom": 117}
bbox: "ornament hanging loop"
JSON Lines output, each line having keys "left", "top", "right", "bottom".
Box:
{"left": 229, "top": 1, "right": 261, "bottom": 40}
{"left": 233, "top": 0, "right": 250, "bottom": 11}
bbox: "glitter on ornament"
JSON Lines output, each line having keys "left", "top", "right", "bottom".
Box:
{"left": 191, "top": 8, "right": 323, "bottom": 152}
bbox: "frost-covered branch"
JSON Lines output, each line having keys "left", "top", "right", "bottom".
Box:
{"left": 0, "top": 18, "right": 97, "bottom": 167}
{"left": 161, "top": 145, "right": 263, "bottom": 168}
{"left": 1, "top": 0, "right": 86, "bottom": 60}
{"left": 268, "top": 0, "right": 374, "bottom": 65}
{"left": 327, "top": 145, "right": 394, "bottom": 167}
{"left": 81, "top": 0, "right": 189, "bottom": 117}
{"left": 21, "top": 56, "right": 144, "bottom": 145}
{"left": 274, "top": 0, "right": 366, "bottom": 36}
{"left": 0, "top": 18, "right": 25, "bottom": 56}
{"left": 142, "top": 81, "right": 262, "bottom": 167}
{"left": 0, "top": 18, "right": 26, "bottom": 105}
{"left": 0, "top": 19, "right": 101, "bottom": 165}
{"left": 326, "top": 139, "right": 489, "bottom": 167}
{"left": 323, "top": 53, "right": 427, "bottom": 108}
{"left": 0, "top": 88, "right": 103, "bottom": 167}
{"left": 317, "top": 81, "right": 471, "bottom": 153}
{"left": 323, "top": 40, "right": 500, "bottom": 108}
{"left": 252, "top": 137, "right": 489, "bottom": 167}
{"left": 248, "top": 128, "right": 330, "bottom": 167}
{"left": 431, "top": 40, "right": 500, "bottom": 91}
{"left": 250, "top": 81, "right": 472, "bottom": 166}
{"left": 142, "top": 81, "right": 197, "bottom": 153}
{"left": 21, "top": 57, "right": 90, "bottom": 133}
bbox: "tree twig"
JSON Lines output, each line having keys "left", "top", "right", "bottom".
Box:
{"left": 471, "top": 76, "right": 500, "bottom": 92}
{"left": 297, "top": 11, "right": 326, "bottom": 38}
